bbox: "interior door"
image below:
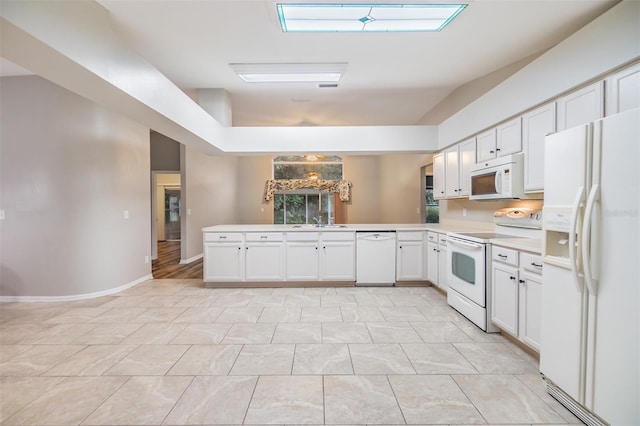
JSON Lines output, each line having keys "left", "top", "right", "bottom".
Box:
{"left": 164, "top": 188, "right": 181, "bottom": 240}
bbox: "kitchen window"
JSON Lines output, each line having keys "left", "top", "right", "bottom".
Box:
{"left": 272, "top": 155, "right": 343, "bottom": 225}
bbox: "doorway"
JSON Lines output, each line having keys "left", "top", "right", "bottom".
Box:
{"left": 164, "top": 188, "right": 181, "bottom": 240}
{"left": 151, "top": 172, "right": 181, "bottom": 261}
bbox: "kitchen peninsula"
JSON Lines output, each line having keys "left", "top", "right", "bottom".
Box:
{"left": 203, "top": 223, "right": 496, "bottom": 287}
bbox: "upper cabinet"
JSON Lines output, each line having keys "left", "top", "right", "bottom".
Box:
{"left": 557, "top": 81, "right": 604, "bottom": 131}
{"left": 476, "top": 129, "right": 497, "bottom": 163}
{"left": 606, "top": 62, "right": 640, "bottom": 115}
{"left": 433, "top": 153, "right": 446, "bottom": 200}
{"left": 522, "top": 102, "right": 556, "bottom": 192}
{"left": 477, "top": 117, "right": 522, "bottom": 163}
{"left": 496, "top": 117, "right": 523, "bottom": 157}
{"left": 444, "top": 137, "right": 476, "bottom": 198}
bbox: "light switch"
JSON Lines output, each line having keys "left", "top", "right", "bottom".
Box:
{"left": 124, "top": 210, "right": 129, "bottom": 219}
{"left": 187, "top": 209, "right": 191, "bottom": 215}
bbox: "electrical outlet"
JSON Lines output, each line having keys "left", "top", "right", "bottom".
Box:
{"left": 187, "top": 209, "right": 191, "bottom": 215}
{"left": 124, "top": 210, "right": 129, "bottom": 219}
{"left": 145, "top": 256, "right": 149, "bottom": 264}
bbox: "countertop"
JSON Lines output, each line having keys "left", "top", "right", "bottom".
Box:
{"left": 202, "top": 223, "right": 543, "bottom": 253}
{"left": 202, "top": 223, "right": 489, "bottom": 234}
{"left": 490, "top": 237, "right": 543, "bottom": 254}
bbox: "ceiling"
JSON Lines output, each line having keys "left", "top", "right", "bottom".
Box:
{"left": 5, "top": 1, "right": 619, "bottom": 127}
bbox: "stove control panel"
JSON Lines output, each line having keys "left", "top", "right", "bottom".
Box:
{"left": 493, "top": 207, "right": 542, "bottom": 229}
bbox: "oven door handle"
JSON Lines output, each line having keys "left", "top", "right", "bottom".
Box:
{"left": 448, "top": 237, "right": 484, "bottom": 250}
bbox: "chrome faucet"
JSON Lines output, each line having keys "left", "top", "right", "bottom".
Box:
{"left": 312, "top": 216, "right": 322, "bottom": 226}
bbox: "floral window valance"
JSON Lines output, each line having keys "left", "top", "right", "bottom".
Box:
{"left": 264, "top": 179, "right": 352, "bottom": 202}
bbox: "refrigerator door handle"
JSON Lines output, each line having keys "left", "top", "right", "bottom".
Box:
{"left": 582, "top": 184, "right": 600, "bottom": 295}
{"left": 569, "top": 186, "right": 585, "bottom": 293}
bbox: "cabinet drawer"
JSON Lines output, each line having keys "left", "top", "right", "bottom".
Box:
{"left": 245, "top": 232, "right": 284, "bottom": 242}
{"left": 521, "top": 252, "right": 543, "bottom": 274}
{"left": 492, "top": 246, "right": 518, "bottom": 266}
{"left": 204, "top": 232, "right": 243, "bottom": 242}
{"left": 427, "top": 232, "right": 439, "bottom": 243}
{"left": 321, "top": 231, "right": 355, "bottom": 241}
{"left": 397, "top": 231, "right": 424, "bottom": 241}
{"left": 286, "top": 232, "right": 319, "bottom": 241}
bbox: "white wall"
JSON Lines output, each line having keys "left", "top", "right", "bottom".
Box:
{"left": 0, "top": 76, "right": 151, "bottom": 298}
{"left": 236, "top": 156, "right": 273, "bottom": 224}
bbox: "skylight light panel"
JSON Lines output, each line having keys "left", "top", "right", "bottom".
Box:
{"left": 277, "top": 3, "right": 467, "bottom": 32}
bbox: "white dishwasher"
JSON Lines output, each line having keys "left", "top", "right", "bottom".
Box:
{"left": 356, "top": 231, "right": 396, "bottom": 286}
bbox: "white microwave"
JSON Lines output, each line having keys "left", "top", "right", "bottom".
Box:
{"left": 469, "top": 153, "right": 530, "bottom": 200}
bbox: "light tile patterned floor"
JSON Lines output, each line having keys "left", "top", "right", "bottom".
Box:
{"left": 0, "top": 280, "right": 584, "bottom": 425}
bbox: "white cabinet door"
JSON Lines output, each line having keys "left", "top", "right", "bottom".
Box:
{"left": 458, "top": 137, "right": 476, "bottom": 197}
{"left": 519, "top": 272, "right": 542, "bottom": 352}
{"left": 204, "top": 243, "right": 243, "bottom": 282}
{"left": 496, "top": 117, "right": 522, "bottom": 156}
{"left": 396, "top": 240, "right": 424, "bottom": 281}
{"left": 491, "top": 262, "right": 519, "bottom": 336}
{"left": 321, "top": 241, "right": 355, "bottom": 281}
{"left": 606, "top": 62, "right": 640, "bottom": 115}
{"left": 437, "top": 241, "right": 448, "bottom": 292}
{"left": 444, "top": 145, "right": 460, "bottom": 198}
{"left": 433, "top": 153, "right": 446, "bottom": 200}
{"left": 426, "top": 233, "right": 440, "bottom": 286}
{"left": 557, "top": 81, "right": 604, "bottom": 131}
{"left": 245, "top": 242, "right": 284, "bottom": 281}
{"left": 522, "top": 102, "right": 556, "bottom": 192}
{"left": 476, "top": 128, "right": 497, "bottom": 162}
{"left": 286, "top": 242, "right": 319, "bottom": 280}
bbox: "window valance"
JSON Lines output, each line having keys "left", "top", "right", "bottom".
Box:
{"left": 264, "top": 179, "right": 352, "bottom": 202}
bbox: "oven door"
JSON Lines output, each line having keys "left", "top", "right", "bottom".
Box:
{"left": 447, "top": 236, "right": 486, "bottom": 307}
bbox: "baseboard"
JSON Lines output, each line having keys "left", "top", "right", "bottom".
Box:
{"left": 179, "top": 253, "right": 203, "bottom": 265}
{"left": 0, "top": 274, "right": 153, "bottom": 303}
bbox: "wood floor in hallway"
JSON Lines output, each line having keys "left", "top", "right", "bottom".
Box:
{"left": 152, "top": 240, "right": 203, "bottom": 279}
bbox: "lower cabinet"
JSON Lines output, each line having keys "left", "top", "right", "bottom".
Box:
{"left": 426, "top": 232, "right": 448, "bottom": 291}
{"left": 203, "top": 233, "right": 244, "bottom": 282}
{"left": 286, "top": 233, "right": 319, "bottom": 280}
{"left": 283, "top": 232, "right": 355, "bottom": 281}
{"left": 396, "top": 231, "right": 426, "bottom": 281}
{"left": 320, "top": 233, "right": 355, "bottom": 281}
{"left": 244, "top": 233, "right": 285, "bottom": 281}
{"left": 491, "top": 246, "right": 542, "bottom": 351}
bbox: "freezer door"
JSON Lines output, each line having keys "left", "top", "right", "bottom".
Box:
{"left": 543, "top": 124, "right": 590, "bottom": 207}
{"left": 540, "top": 263, "right": 587, "bottom": 403}
{"left": 584, "top": 109, "right": 640, "bottom": 424}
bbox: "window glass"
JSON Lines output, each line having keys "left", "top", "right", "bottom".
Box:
{"left": 273, "top": 156, "right": 343, "bottom": 224}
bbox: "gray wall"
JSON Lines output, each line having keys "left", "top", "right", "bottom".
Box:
{"left": 0, "top": 76, "right": 152, "bottom": 298}
{"left": 150, "top": 131, "right": 181, "bottom": 171}
{"left": 182, "top": 147, "right": 239, "bottom": 261}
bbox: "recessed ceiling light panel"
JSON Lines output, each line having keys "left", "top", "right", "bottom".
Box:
{"left": 230, "top": 63, "right": 346, "bottom": 83}
{"left": 277, "top": 3, "right": 467, "bottom": 32}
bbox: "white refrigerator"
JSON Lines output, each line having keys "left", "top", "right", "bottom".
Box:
{"left": 540, "top": 107, "right": 639, "bottom": 426}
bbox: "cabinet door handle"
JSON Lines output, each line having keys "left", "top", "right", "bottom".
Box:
{"left": 489, "top": 150, "right": 495, "bottom": 154}
{"left": 399, "top": 246, "right": 402, "bottom": 249}
{"left": 510, "top": 276, "right": 516, "bottom": 280}
{"left": 531, "top": 262, "right": 543, "bottom": 268}
{"left": 496, "top": 147, "right": 501, "bottom": 152}
{"left": 315, "top": 247, "right": 318, "bottom": 250}
{"left": 498, "top": 254, "right": 507, "bottom": 258}
{"left": 519, "top": 279, "right": 525, "bottom": 284}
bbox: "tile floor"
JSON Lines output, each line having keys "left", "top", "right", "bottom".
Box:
{"left": 0, "top": 280, "right": 583, "bottom": 425}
